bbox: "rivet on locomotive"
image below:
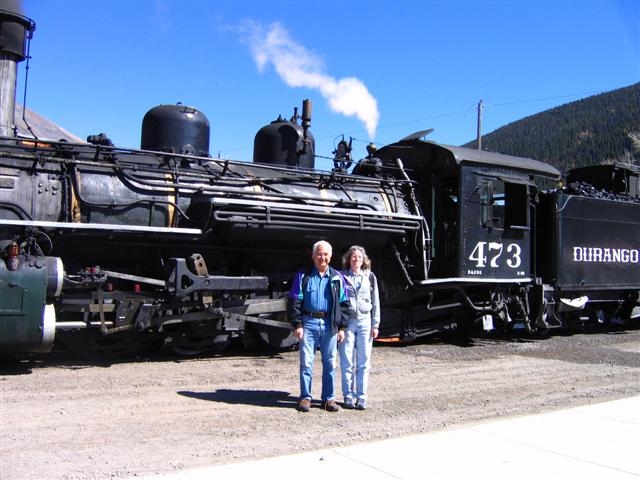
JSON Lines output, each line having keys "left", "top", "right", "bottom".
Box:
{"left": 0, "top": 7, "right": 638, "bottom": 354}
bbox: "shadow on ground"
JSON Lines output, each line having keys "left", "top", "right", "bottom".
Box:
{"left": 178, "top": 389, "right": 297, "bottom": 408}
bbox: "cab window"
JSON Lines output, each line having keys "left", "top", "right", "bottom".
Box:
{"left": 480, "top": 179, "right": 528, "bottom": 230}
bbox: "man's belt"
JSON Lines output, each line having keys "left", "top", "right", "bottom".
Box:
{"left": 304, "top": 311, "right": 327, "bottom": 319}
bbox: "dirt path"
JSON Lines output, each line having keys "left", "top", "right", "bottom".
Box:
{"left": 2, "top": 330, "right": 640, "bottom": 480}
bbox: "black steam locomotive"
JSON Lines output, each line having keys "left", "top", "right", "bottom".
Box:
{"left": 0, "top": 8, "right": 638, "bottom": 354}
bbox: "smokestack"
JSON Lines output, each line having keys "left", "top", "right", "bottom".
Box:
{"left": 0, "top": 1, "right": 35, "bottom": 137}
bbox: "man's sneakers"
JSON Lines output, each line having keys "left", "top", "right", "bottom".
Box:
{"left": 297, "top": 398, "right": 311, "bottom": 412}
{"left": 322, "top": 399, "right": 340, "bottom": 412}
{"left": 343, "top": 396, "right": 367, "bottom": 410}
{"left": 343, "top": 397, "right": 355, "bottom": 409}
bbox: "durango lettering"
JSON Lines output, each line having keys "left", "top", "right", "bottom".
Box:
{"left": 573, "top": 246, "right": 639, "bottom": 264}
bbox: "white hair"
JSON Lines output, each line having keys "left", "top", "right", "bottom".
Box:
{"left": 312, "top": 240, "right": 332, "bottom": 255}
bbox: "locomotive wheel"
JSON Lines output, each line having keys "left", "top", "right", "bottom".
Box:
{"left": 162, "top": 323, "right": 231, "bottom": 356}
{"left": 450, "top": 312, "right": 476, "bottom": 345}
{"left": 169, "top": 336, "right": 230, "bottom": 356}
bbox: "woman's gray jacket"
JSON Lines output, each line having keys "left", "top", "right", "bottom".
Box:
{"left": 342, "top": 269, "right": 380, "bottom": 329}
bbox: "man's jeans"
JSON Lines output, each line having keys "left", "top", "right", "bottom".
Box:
{"left": 299, "top": 317, "right": 337, "bottom": 401}
{"left": 339, "top": 317, "right": 373, "bottom": 401}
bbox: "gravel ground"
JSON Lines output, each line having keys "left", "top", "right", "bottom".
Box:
{"left": 1, "top": 329, "right": 639, "bottom": 480}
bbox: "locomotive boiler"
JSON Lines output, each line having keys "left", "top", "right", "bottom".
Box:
{"left": 1, "top": 6, "right": 638, "bottom": 355}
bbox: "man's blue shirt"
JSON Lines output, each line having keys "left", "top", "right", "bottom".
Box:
{"left": 288, "top": 265, "right": 349, "bottom": 330}
{"left": 302, "top": 267, "right": 331, "bottom": 314}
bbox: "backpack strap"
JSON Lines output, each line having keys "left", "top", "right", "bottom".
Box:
{"left": 301, "top": 268, "right": 314, "bottom": 292}
{"left": 369, "top": 271, "right": 376, "bottom": 291}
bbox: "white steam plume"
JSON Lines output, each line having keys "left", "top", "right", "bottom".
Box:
{"left": 243, "top": 21, "right": 379, "bottom": 139}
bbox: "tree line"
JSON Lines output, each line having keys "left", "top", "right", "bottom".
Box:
{"left": 463, "top": 83, "right": 640, "bottom": 174}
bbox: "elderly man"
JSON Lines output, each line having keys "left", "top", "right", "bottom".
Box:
{"left": 288, "top": 240, "right": 349, "bottom": 412}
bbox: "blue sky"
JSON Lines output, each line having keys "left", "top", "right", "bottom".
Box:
{"left": 13, "top": 0, "right": 640, "bottom": 171}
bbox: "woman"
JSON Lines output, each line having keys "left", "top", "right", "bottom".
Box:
{"left": 339, "top": 245, "right": 380, "bottom": 410}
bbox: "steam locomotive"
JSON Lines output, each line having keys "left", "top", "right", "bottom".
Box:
{"left": 1, "top": 8, "right": 638, "bottom": 354}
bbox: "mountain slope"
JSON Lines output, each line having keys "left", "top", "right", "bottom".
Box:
{"left": 14, "top": 105, "right": 84, "bottom": 143}
{"left": 464, "top": 83, "right": 640, "bottom": 172}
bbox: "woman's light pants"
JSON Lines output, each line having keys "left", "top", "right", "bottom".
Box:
{"left": 339, "top": 318, "right": 372, "bottom": 402}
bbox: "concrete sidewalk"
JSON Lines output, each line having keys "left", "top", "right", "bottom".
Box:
{"left": 138, "top": 395, "right": 640, "bottom": 479}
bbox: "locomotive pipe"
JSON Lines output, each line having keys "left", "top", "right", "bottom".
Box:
{"left": 302, "top": 99, "right": 312, "bottom": 130}
{"left": 56, "top": 321, "right": 115, "bottom": 330}
{"left": 301, "top": 99, "right": 312, "bottom": 154}
{"left": 392, "top": 244, "right": 414, "bottom": 287}
{"left": 212, "top": 209, "right": 420, "bottom": 234}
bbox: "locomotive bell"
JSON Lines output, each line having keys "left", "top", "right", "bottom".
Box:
{"left": 141, "top": 103, "right": 210, "bottom": 157}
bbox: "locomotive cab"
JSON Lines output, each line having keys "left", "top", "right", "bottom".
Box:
{"left": 376, "top": 139, "right": 560, "bottom": 283}
{"left": 373, "top": 138, "right": 560, "bottom": 337}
